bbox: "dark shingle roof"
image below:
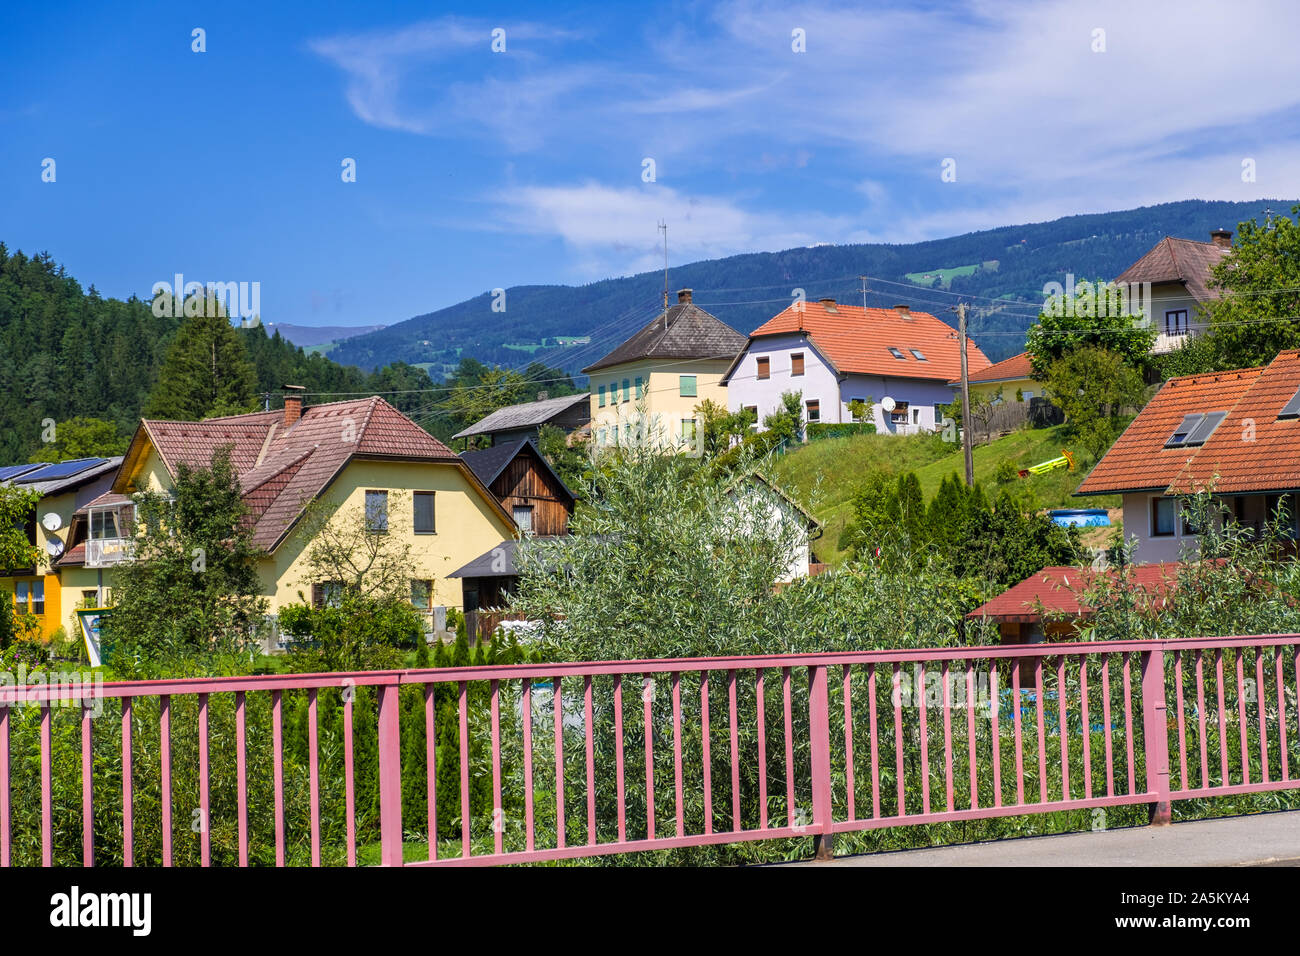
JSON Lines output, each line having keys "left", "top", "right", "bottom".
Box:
{"left": 459, "top": 439, "right": 576, "bottom": 503}
{"left": 582, "top": 303, "right": 747, "bottom": 373}
{"left": 1114, "top": 236, "right": 1230, "bottom": 302}
{"left": 452, "top": 392, "right": 589, "bottom": 440}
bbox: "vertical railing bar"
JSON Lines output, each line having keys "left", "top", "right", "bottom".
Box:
{"left": 41, "top": 702, "right": 52, "bottom": 867}
{"left": 459, "top": 681, "right": 472, "bottom": 857}
{"left": 614, "top": 675, "right": 625, "bottom": 843}
{"left": 868, "top": 663, "right": 881, "bottom": 819}
{"left": 1236, "top": 650, "right": 1250, "bottom": 786}
{"left": 345, "top": 688, "right": 356, "bottom": 867}
{"left": 272, "top": 689, "right": 284, "bottom": 868}
{"left": 642, "top": 673, "right": 655, "bottom": 841}
{"left": 306, "top": 688, "right": 318, "bottom": 867}
{"left": 1034, "top": 658, "right": 1047, "bottom": 804}
{"left": 1195, "top": 650, "right": 1208, "bottom": 790}
{"left": 199, "top": 692, "right": 211, "bottom": 867}
{"left": 1057, "top": 656, "right": 1069, "bottom": 802}
{"left": 160, "top": 695, "right": 172, "bottom": 867}
{"left": 756, "top": 671, "right": 768, "bottom": 830}
{"left": 1174, "top": 651, "right": 1188, "bottom": 792}
{"left": 1101, "top": 657, "right": 1114, "bottom": 798}
{"left": 918, "top": 661, "right": 930, "bottom": 816}
{"left": 728, "top": 669, "right": 741, "bottom": 833}
{"left": 81, "top": 700, "right": 93, "bottom": 867}
{"left": 121, "top": 697, "right": 133, "bottom": 868}
{"left": 1255, "top": 647, "right": 1269, "bottom": 784}
{"left": 783, "top": 668, "right": 794, "bottom": 827}
{"left": 1276, "top": 646, "right": 1289, "bottom": 781}
{"left": 843, "top": 664, "right": 855, "bottom": 822}
{"left": 583, "top": 676, "right": 595, "bottom": 846}
{"left": 893, "top": 663, "right": 905, "bottom": 816}
{"left": 1080, "top": 656, "right": 1091, "bottom": 801}
{"left": 554, "top": 676, "right": 565, "bottom": 850}
{"left": 520, "top": 679, "right": 533, "bottom": 853}
{"left": 702, "top": 674, "right": 713, "bottom": 835}
{"left": 1012, "top": 660, "right": 1024, "bottom": 805}
{"left": 0, "top": 704, "right": 9, "bottom": 867}
{"left": 965, "top": 663, "right": 977, "bottom": 811}
{"left": 1122, "top": 654, "right": 1136, "bottom": 796}
{"left": 492, "top": 679, "right": 505, "bottom": 855}
{"left": 941, "top": 661, "right": 954, "bottom": 813}
{"left": 672, "top": 672, "right": 684, "bottom": 840}
{"left": 990, "top": 664, "right": 1002, "bottom": 808}
{"left": 1215, "top": 648, "right": 1229, "bottom": 786}
{"left": 235, "top": 691, "right": 248, "bottom": 868}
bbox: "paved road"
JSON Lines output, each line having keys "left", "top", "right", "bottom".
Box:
{"left": 795, "top": 811, "right": 1300, "bottom": 866}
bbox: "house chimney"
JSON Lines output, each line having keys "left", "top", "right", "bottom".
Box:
{"left": 677, "top": 288, "right": 692, "bottom": 304}
{"left": 283, "top": 384, "right": 305, "bottom": 426}
{"left": 894, "top": 303, "right": 911, "bottom": 316}
{"left": 1210, "top": 228, "right": 1233, "bottom": 249}
{"left": 818, "top": 297, "right": 836, "bottom": 306}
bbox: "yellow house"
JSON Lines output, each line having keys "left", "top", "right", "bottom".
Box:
{"left": 54, "top": 395, "right": 517, "bottom": 641}
{"left": 583, "top": 289, "right": 747, "bottom": 451}
{"left": 951, "top": 351, "right": 1041, "bottom": 405}
{"left": 0, "top": 457, "right": 121, "bottom": 641}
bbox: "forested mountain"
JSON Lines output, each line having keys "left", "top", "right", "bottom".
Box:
{"left": 331, "top": 199, "right": 1294, "bottom": 373}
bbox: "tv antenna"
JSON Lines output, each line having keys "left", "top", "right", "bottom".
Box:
{"left": 658, "top": 220, "right": 669, "bottom": 309}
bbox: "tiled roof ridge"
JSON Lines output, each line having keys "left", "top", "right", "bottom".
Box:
{"left": 238, "top": 445, "right": 316, "bottom": 495}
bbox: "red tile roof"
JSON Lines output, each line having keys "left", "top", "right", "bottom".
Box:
{"left": 737, "top": 301, "right": 991, "bottom": 383}
{"left": 967, "top": 562, "right": 1184, "bottom": 623}
{"left": 1114, "top": 236, "right": 1230, "bottom": 302}
{"left": 953, "top": 350, "right": 1032, "bottom": 386}
{"left": 114, "top": 397, "right": 499, "bottom": 553}
{"left": 1075, "top": 365, "right": 1263, "bottom": 495}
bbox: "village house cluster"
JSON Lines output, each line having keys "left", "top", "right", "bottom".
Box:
{"left": 0, "top": 229, "right": 1259, "bottom": 655}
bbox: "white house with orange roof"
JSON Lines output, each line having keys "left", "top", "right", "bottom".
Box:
{"left": 722, "top": 298, "right": 992, "bottom": 435}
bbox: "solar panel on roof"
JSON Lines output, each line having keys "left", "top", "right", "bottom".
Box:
{"left": 16, "top": 458, "right": 108, "bottom": 482}
{"left": 1184, "top": 411, "right": 1227, "bottom": 446}
{"left": 0, "top": 464, "right": 44, "bottom": 481}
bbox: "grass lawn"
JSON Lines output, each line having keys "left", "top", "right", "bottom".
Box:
{"left": 772, "top": 426, "right": 1122, "bottom": 567}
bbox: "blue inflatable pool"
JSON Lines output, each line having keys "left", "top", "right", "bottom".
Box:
{"left": 1048, "top": 508, "right": 1111, "bottom": 528}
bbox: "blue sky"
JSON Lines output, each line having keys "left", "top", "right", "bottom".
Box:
{"left": 2, "top": 0, "right": 1296, "bottom": 328}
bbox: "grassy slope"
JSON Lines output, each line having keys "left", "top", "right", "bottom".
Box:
{"left": 771, "top": 427, "right": 1122, "bottom": 567}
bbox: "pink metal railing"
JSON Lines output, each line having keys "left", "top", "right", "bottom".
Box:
{"left": 1, "top": 635, "right": 1299, "bottom": 867}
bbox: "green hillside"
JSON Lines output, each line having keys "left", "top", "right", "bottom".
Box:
{"left": 771, "top": 427, "right": 1122, "bottom": 567}
{"left": 330, "top": 199, "right": 1292, "bottom": 375}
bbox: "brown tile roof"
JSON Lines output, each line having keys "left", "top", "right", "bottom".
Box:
{"left": 1114, "top": 236, "right": 1230, "bottom": 302}
{"left": 582, "top": 302, "right": 747, "bottom": 373}
{"left": 732, "top": 300, "right": 991, "bottom": 384}
{"left": 1076, "top": 351, "right": 1300, "bottom": 496}
{"left": 1075, "top": 366, "right": 1262, "bottom": 495}
{"left": 967, "top": 562, "right": 1183, "bottom": 623}
{"left": 953, "top": 350, "right": 1032, "bottom": 386}
{"left": 114, "top": 397, "right": 494, "bottom": 553}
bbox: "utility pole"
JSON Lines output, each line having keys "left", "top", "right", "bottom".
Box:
{"left": 956, "top": 301, "right": 974, "bottom": 487}
{"left": 858, "top": 275, "right": 868, "bottom": 311}
{"left": 658, "top": 221, "right": 669, "bottom": 310}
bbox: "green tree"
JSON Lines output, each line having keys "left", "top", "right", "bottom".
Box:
{"left": 1202, "top": 207, "right": 1300, "bottom": 368}
{"left": 1026, "top": 285, "right": 1156, "bottom": 379}
{"left": 27, "top": 416, "right": 127, "bottom": 463}
{"left": 144, "top": 297, "right": 258, "bottom": 420}
{"left": 1044, "top": 346, "right": 1147, "bottom": 458}
{"left": 103, "top": 447, "right": 267, "bottom": 676}
{"left": 0, "top": 485, "right": 41, "bottom": 651}
{"left": 762, "top": 390, "right": 804, "bottom": 443}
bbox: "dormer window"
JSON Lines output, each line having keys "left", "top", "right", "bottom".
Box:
{"left": 1165, "top": 411, "right": 1226, "bottom": 448}
{"left": 888, "top": 347, "right": 906, "bottom": 360}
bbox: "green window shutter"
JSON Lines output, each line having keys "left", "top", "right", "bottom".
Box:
{"left": 635, "top": 376, "right": 644, "bottom": 398}
{"left": 679, "top": 374, "right": 697, "bottom": 397}
{"left": 598, "top": 385, "right": 606, "bottom": 407}
{"left": 622, "top": 378, "right": 630, "bottom": 402}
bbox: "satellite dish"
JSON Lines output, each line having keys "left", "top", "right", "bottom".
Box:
{"left": 881, "top": 396, "right": 896, "bottom": 412}
{"left": 46, "top": 539, "right": 64, "bottom": 558}
{"left": 42, "top": 512, "right": 62, "bottom": 532}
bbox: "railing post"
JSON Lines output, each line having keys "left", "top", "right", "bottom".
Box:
{"left": 1140, "top": 648, "right": 1172, "bottom": 826}
{"left": 377, "top": 681, "right": 404, "bottom": 865}
{"left": 808, "top": 665, "right": 835, "bottom": 860}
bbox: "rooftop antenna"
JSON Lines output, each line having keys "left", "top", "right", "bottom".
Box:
{"left": 858, "top": 275, "right": 869, "bottom": 311}
{"left": 658, "top": 220, "right": 669, "bottom": 310}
